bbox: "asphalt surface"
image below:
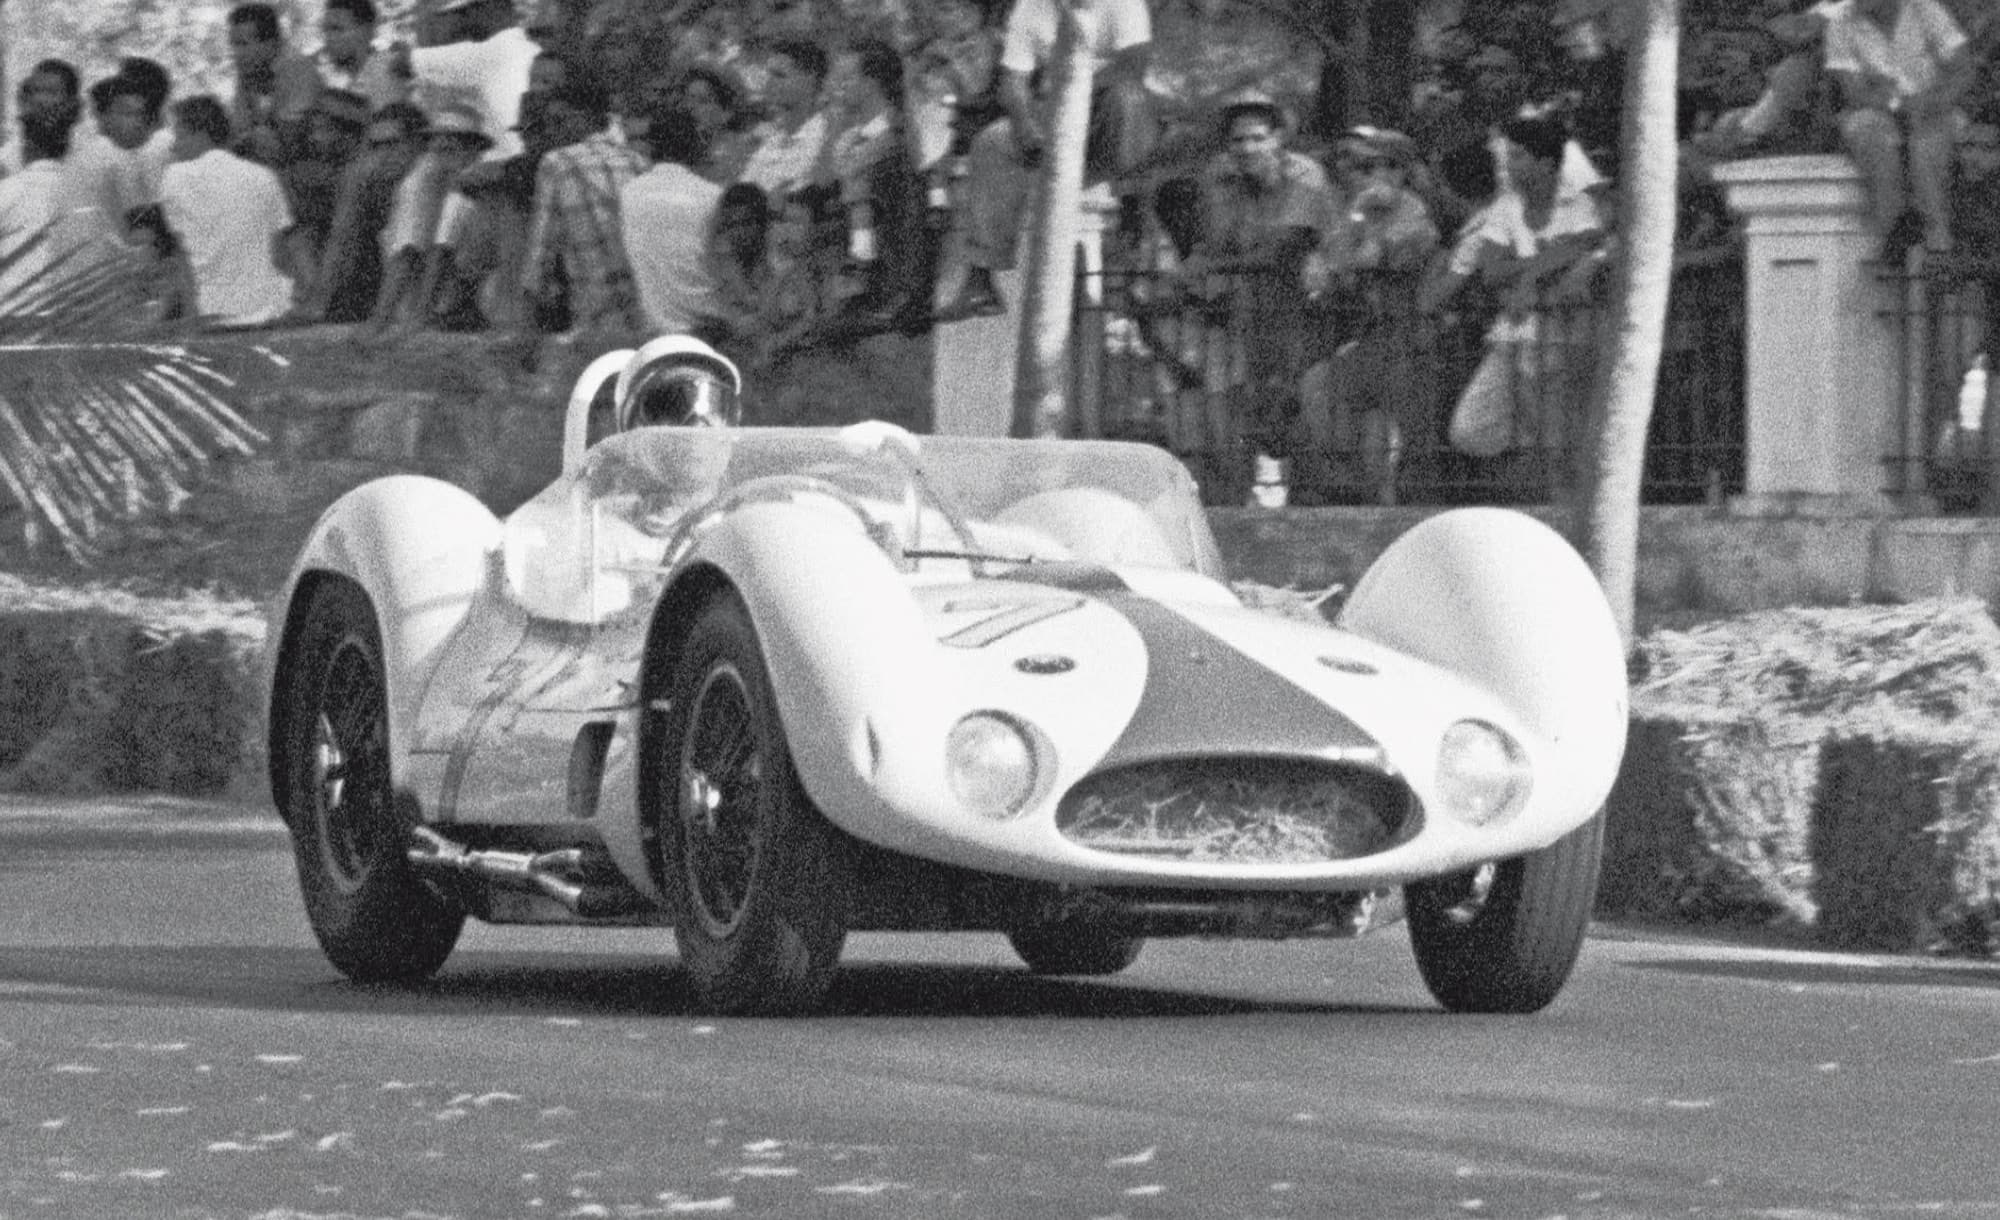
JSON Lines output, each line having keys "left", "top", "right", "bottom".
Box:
{"left": 2, "top": 794, "right": 1997, "bottom": 1220}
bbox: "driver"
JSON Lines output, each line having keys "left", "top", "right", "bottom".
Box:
{"left": 614, "top": 334, "right": 744, "bottom": 431}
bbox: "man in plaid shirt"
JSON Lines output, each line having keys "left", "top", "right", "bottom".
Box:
{"left": 521, "top": 74, "right": 646, "bottom": 335}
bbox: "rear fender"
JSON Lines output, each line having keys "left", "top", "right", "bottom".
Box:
{"left": 266, "top": 476, "right": 501, "bottom": 803}
{"left": 1338, "top": 508, "right": 1628, "bottom": 818}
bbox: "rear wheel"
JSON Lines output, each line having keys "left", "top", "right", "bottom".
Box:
{"left": 280, "top": 580, "right": 463, "bottom": 982}
{"left": 1008, "top": 921, "right": 1144, "bottom": 977}
{"left": 1404, "top": 812, "right": 1604, "bottom": 1013}
{"left": 660, "top": 594, "right": 849, "bottom": 1015}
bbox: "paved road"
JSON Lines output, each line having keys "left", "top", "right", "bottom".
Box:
{"left": 2, "top": 795, "right": 1997, "bottom": 1220}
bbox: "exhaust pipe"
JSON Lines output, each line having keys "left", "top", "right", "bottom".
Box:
{"left": 407, "top": 826, "right": 649, "bottom": 918}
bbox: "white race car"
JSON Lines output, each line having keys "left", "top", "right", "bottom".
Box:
{"left": 263, "top": 336, "right": 1629, "bottom": 1016}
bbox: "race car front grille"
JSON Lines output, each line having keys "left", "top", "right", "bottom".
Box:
{"left": 1056, "top": 759, "right": 1414, "bottom": 864}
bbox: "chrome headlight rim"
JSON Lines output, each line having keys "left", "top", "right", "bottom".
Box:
{"left": 1435, "top": 718, "right": 1533, "bottom": 826}
{"left": 946, "top": 711, "right": 1043, "bottom": 820}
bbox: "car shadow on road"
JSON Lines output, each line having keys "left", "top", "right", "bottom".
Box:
{"left": 0, "top": 946, "right": 1431, "bottom": 1020}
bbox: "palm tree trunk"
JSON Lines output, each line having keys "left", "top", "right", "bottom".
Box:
{"left": 1578, "top": 0, "right": 1680, "bottom": 648}
{"left": 1011, "top": 1, "right": 1096, "bottom": 439}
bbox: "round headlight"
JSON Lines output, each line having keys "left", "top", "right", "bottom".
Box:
{"left": 946, "top": 713, "right": 1038, "bottom": 819}
{"left": 1436, "top": 720, "right": 1532, "bottom": 825}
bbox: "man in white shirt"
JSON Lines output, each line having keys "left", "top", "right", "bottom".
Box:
{"left": 1819, "top": 0, "right": 1976, "bottom": 255}
{"left": 160, "top": 94, "right": 296, "bottom": 327}
{"left": 737, "top": 39, "right": 833, "bottom": 202}
{"left": 0, "top": 59, "right": 121, "bottom": 312}
{"left": 936, "top": 0, "right": 1154, "bottom": 321}
{"left": 621, "top": 104, "right": 724, "bottom": 338}
{"left": 395, "top": 0, "right": 539, "bottom": 162}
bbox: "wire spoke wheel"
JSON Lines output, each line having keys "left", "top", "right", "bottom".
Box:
{"left": 658, "top": 593, "right": 849, "bottom": 1015}
{"left": 280, "top": 580, "right": 463, "bottom": 983}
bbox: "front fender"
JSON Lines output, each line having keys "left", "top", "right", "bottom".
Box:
{"left": 266, "top": 476, "right": 501, "bottom": 803}
{"left": 667, "top": 500, "right": 960, "bottom": 846}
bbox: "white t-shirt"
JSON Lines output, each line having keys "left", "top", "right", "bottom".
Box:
{"left": 739, "top": 112, "right": 831, "bottom": 199}
{"left": 410, "top": 25, "right": 537, "bottom": 160}
{"left": 1820, "top": 0, "right": 1967, "bottom": 101}
{"left": 0, "top": 159, "right": 121, "bottom": 306}
{"left": 161, "top": 147, "right": 295, "bottom": 326}
{"left": 999, "top": 0, "right": 1152, "bottom": 78}
{"left": 620, "top": 162, "right": 722, "bottom": 332}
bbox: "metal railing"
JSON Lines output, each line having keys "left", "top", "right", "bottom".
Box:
{"left": 1884, "top": 256, "right": 1998, "bottom": 513}
{"left": 1069, "top": 263, "right": 1748, "bottom": 508}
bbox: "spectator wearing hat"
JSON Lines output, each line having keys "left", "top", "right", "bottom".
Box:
{"left": 226, "top": 2, "right": 324, "bottom": 170}
{"left": 1294, "top": 126, "right": 1442, "bottom": 505}
{"left": 935, "top": 0, "right": 1154, "bottom": 322}
{"left": 365, "top": 101, "right": 492, "bottom": 336}
{"left": 318, "top": 0, "right": 411, "bottom": 113}
{"left": 304, "top": 100, "right": 428, "bottom": 323}
{"left": 282, "top": 87, "right": 372, "bottom": 309}
{"left": 521, "top": 70, "right": 648, "bottom": 337}
{"left": 1174, "top": 89, "right": 1337, "bottom": 501}
{"left": 160, "top": 93, "right": 297, "bottom": 327}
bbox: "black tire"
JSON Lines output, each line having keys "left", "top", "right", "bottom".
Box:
{"left": 1008, "top": 922, "right": 1144, "bottom": 977}
{"left": 659, "top": 593, "right": 848, "bottom": 1015}
{"left": 279, "top": 579, "right": 463, "bottom": 982}
{"left": 1404, "top": 812, "right": 1604, "bottom": 1014}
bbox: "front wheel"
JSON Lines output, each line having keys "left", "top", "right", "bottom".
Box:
{"left": 279, "top": 579, "right": 463, "bottom": 982}
{"left": 1008, "top": 921, "right": 1144, "bottom": 977}
{"left": 1404, "top": 813, "right": 1604, "bottom": 1014}
{"left": 659, "top": 593, "right": 849, "bottom": 1015}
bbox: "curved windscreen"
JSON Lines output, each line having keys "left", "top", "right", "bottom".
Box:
{"left": 575, "top": 427, "right": 1225, "bottom": 577}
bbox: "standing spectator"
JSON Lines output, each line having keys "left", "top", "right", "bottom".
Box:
{"left": 906, "top": 0, "right": 1004, "bottom": 200}
{"left": 707, "top": 181, "right": 776, "bottom": 350}
{"left": 1176, "top": 89, "right": 1337, "bottom": 502}
{"left": 69, "top": 72, "right": 166, "bottom": 235}
{"left": 160, "top": 94, "right": 297, "bottom": 328}
{"left": 318, "top": 0, "right": 411, "bottom": 112}
{"left": 673, "top": 62, "right": 756, "bottom": 184}
{"left": 282, "top": 87, "right": 372, "bottom": 311}
{"left": 1429, "top": 115, "right": 1608, "bottom": 486}
{"left": 825, "top": 38, "right": 926, "bottom": 333}
{"left": 227, "top": 2, "right": 324, "bottom": 169}
{"left": 737, "top": 39, "right": 835, "bottom": 204}
{"left": 396, "top": 0, "right": 540, "bottom": 162}
{"left": 1, "top": 59, "right": 82, "bottom": 176}
{"left": 305, "top": 100, "right": 428, "bottom": 323}
{"left": 1819, "top": 0, "right": 1976, "bottom": 256}
{"left": 1295, "top": 126, "right": 1442, "bottom": 504}
{"left": 935, "top": 0, "right": 1154, "bottom": 322}
{"left": 1, "top": 60, "right": 113, "bottom": 312}
{"left": 620, "top": 105, "right": 725, "bottom": 342}
{"left": 521, "top": 72, "right": 648, "bottom": 337}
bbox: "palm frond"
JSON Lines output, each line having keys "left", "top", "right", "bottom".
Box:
{"left": 1, "top": 223, "right": 270, "bottom": 562}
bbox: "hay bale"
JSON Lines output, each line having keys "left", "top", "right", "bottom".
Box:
{"left": 0, "top": 576, "right": 264, "bottom": 798}
{"left": 1810, "top": 718, "right": 2000, "bottom": 954}
{"left": 1602, "top": 708, "right": 1819, "bottom": 925}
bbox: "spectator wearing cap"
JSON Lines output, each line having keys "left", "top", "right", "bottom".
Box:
{"left": 305, "top": 100, "right": 428, "bottom": 323}
{"left": 1294, "top": 126, "right": 1442, "bottom": 505}
{"left": 1819, "top": 0, "right": 1979, "bottom": 256}
{"left": 318, "top": 0, "right": 411, "bottom": 113}
{"left": 227, "top": 2, "right": 324, "bottom": 170}
{"left": 282, "top": 87, "right": 372, "bottom": 308}
{"left": 935, "top": 0, "right": 1154, "bottom": 322}
{"left": 365, "top": 101, "right": 492, "bottom": 336}
{"left": 1174, "top": 89, "right": 1337, "bottom": 500}
{"left": 520, "top": 69, "right": 648, "bottom": 337}
{"left": 619, "top": 103, "right": 727, "bottom": 344}
{"left": 160, "top": 93, "right": 296, "bottom": 327}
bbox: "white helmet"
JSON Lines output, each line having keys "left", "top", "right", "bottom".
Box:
{"left": 614, "top": 335, "right": 743, "bottom": 432}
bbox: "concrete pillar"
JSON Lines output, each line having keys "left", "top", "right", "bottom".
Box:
{"left": 931, "top": 185, "right": 1120, "bottom": 437}
{"left": 1713, "top": 155, "right": 1903, "bottom": 514}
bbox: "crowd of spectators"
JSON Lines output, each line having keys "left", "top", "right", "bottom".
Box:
{"left": 2, "top": 0, "right": 1996, "bottom": 505}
